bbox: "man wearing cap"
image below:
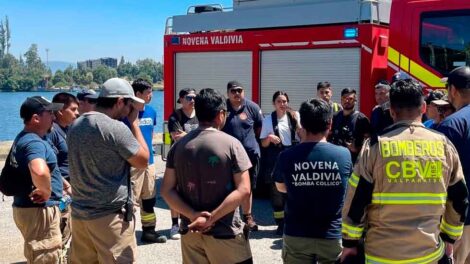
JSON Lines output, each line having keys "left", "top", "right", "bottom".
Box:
{"left": 169, "top": 88, "right": 199, "bottom": 143}
{"left": 370, "top": 80, "right": 394, "bottom": 138}
{"left": 422, "top": 90, "right": 446, "bottom": 128}
{"left": 222, "top": 80, "right": 263, "bottom": 231}
{"left": 9, "top": 96, "right": 64, "bottom": 263}
{"left": 76, "top": 88, "right": 98, "bottom": 114}
{"left": 316, "top": 81, "right": 342, "bottom": 114}
{"left": 129, "top": 78, "right": 167, "bottom": 243}
{"left": 437, "top": 66, "right": 470, "bottom": 264}
{"left": 67, "top": 78, "right": 149, "bottom": 263}
{"left": 168, "top": 88, "right": 199, "bottom": 239}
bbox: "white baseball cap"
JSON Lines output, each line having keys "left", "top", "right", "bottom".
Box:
{"left": 99, "top": 78, "right": 145, "bottom": 104}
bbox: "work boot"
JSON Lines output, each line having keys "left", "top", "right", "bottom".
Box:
{"left": 141, "top": 229, "right": 167, "bottom": 243}
{"left": 244, "top": 214, "right": 258, "bottom": 231}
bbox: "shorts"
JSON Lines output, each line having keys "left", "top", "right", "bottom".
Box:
{"left": 181, "top": 232, "right": 252, "bottom": 264}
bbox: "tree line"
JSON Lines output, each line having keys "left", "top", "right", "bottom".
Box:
{"left": 0, "top": 16, "right": 163, "bottom": 92}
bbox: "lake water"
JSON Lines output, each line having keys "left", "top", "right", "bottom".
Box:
{"left": 0, "top": 91, "right": 164, "bottom": 141}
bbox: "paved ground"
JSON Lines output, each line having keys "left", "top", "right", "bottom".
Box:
{"left": 0, "top": 156, "right": 284, "bottom": 264}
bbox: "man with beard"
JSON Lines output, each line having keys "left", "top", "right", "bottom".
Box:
{"left": 67, "top": 78, "right": 149, "bottom": 263}
{"left": 329, "top": 88, "right": 370, "bottom": 163}
{"left": 7, "top": 96, "right": 64, "bottom": 263}
{"left": 222, "top": 81, "right": 263, "bottom": 231}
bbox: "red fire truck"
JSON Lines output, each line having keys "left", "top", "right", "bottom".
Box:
{"left": 162, "top": 0, "right": 470, "bottom": 148}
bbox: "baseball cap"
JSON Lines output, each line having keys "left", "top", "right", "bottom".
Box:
{"left": 391, "top": 72, "right": 411, "bottom": 83}
{"left": 99, "top": 78, "right": 145, "bottom": 104}
{"left": 441, "top": 66, "right": 470, "bottom": 89}
{"left": 20, "top": 96, "right": 64, "bottom": 120}
{"left": 177, "top": 88, "right": 196, "bottom": 104}
{"left": 227, "top": 80, "right": 244, "bottom": 90}
{"left": 425, "top": 90, "right": 445, "bottom": 105}
{"left": 77, "top": 88, "right": 99, "bottom": 101}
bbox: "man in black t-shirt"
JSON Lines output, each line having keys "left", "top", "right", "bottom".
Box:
{"left": 274, "top": 98, "right": 352, "bottom": 263}
{"left": 168, "top": 88, "right": 199, "bottom": 144}
{"left": 329, "top": 88, "right": 370, "bottom": 163}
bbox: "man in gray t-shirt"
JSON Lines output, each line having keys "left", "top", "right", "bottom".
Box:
{"left": 67, "top": 78, "right": 149, "bottom": 263}
{"left": 162, "top": 88, "right": 253, "bottom": 264}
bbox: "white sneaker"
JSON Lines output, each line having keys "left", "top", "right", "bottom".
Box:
{"left": 170, "top": 225, "right": 181, "bottom": 240}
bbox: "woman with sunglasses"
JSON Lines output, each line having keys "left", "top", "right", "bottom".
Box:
{"left": 259, "top": 91, "right": 301, "bottom": 236}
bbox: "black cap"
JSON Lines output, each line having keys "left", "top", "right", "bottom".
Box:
{"left": 177, "top": 88, "right": 196, "bottom": 104}
{"left": 227, "top": 80, "right": 244, "bottom": 90}
{"left": 391, "top": 72, "right": 411, "bottom": 83}
{"left": 77, "top": 88, "right": 99, "bottom": 101}
{"left": 442, "top": 66, "right": 470, "bottom": 89}
{"left": 20, "top": 96, "right": 64, "bottom": 120}
{"left": 425, "top": 90, "right": 445, "bottom": 105}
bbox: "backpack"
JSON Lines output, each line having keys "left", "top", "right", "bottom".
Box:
{"left": 0, "top": 142, "right": 34, "bottom": 196}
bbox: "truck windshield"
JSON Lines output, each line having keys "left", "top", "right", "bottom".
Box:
{"left": 420, "top": 11, "right": 470, "bottom": 75}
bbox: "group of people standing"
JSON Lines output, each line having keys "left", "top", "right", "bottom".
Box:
{"left": 3, "top": 65, "right": 470, "bottom": 264}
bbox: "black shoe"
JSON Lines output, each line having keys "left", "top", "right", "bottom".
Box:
{"left": 141, "top": 230, "right": 167, "bottom": 243}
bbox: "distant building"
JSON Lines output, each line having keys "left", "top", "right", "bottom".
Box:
{"left": 77, "top": 57, "right": 118, "bottom": 70}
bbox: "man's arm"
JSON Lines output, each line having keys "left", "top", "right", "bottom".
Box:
{"left": 208, "top": 170, "right": 251, "bottom": 224}
{"left": 275, "top": 182, "right": 287, "bottom": 193}
{"left": 28, "top": 158, "right": 52, "bottom": 203}
{"left": 341, "top": 140, "right": 375, "bottom": 261}
{"left": 127, "top": 103, "right": 149, "bottom": 169}
{"left": 161, "top": 167, "right": 201, "bottom": 220}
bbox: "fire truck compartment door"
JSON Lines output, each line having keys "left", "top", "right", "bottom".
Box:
{"left": 260, "top": 48, "right": 361, "bottom": 113}
{"left": 175, "top": 51, "right": 252, "bottom": 106}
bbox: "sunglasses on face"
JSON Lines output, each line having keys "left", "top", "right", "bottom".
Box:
{"left": 185, "top": 95, "right": 196, "bottom": 101}
{"left": 230, "top": 88, "right": 243, "bottom": 94}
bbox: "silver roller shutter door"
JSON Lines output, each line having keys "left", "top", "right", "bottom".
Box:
{"left": 175, "top": 51, "right": 252, "bottom": 106}
{"left": 260, "top": 48, "right": 361, "bottom": 114}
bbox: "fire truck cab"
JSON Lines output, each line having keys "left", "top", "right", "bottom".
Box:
{"left": 162, "top": 0, "right": 470, "bottom": 152}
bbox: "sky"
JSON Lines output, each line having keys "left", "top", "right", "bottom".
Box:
{"left": 0, "top": 0, "right": 232, "bottom": 64}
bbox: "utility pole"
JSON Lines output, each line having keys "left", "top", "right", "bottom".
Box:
{"left": 45, "top": 48, "right": 49, "bottom": 69}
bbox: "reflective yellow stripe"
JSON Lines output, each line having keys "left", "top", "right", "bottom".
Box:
{"left": 372, "top": 193, "right": 447, "bottom": 205}
{"left": 440, "top": 218, "right": 464, "bottom": 237}
{"left": 410, "top": 60, "right": 445, "bottom": 88}
{"left": 342, "top": 223, "right": 364, "bottom": 239}
{"left": 348, "top": 173, "right": 360, "bottom": 188}
{"left": 388, "top": 45, "right": 445, "bottom": 88}
{"left": 273, "top": 211, "right": 284, "bottom": 219}
{"left": 141, "top": 212, "right": 156, "bottom": 222}
{"left": 366, "top": 241, "right": 444, "bottom": 264}
{"left": 400, "top": 54, "right": 410, "bottom": 72}
{"left": 164, "top": 132, "right": 172, "bottom": 145}
{"left": 388, "top": 47, "right": 400, "bottom": 65}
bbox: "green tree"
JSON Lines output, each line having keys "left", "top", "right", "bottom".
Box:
{"left": 119, "top": 56, "right": 125, "bottom": 66}
{"left": 136, "top": 58, "right": 163, "bottom": 83}
{"left": 92, "top": 65, "right": 117, "bottom": 84}
{"left": 52, "top": 70, "right": 66, "bottom": 86}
